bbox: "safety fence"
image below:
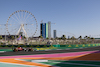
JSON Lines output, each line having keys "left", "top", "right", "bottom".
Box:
{"left": 0, "top": 43, "right": 100, "bottom": 48}
{"left": 53, "top": 43, "right": 100, "bottom": 49}
{"left": 0, "top": 44, "right": 100, "bottom": 51}
{"left": 0, "top": 45, "right": 52, "bottom": 48}
{"left": 0, "top": 45, "right": 56, "bottom": 51}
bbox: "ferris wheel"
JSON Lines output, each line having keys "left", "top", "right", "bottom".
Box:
{"left": 6, "top": 10, "right": 38, "bottom": 38}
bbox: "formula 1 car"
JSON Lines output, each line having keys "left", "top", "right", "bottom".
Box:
{"left": 12, "top": 47, "right": 34, "bottom": 52}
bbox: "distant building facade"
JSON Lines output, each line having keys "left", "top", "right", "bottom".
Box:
{"left": 40, "top": 21, "right": 51, "bottom": 39}
{"left": 48, "top": 21, "right": 51, "bottom": 39}
{"left": 53, "top": 30, "right": 56, "bottom": 38}
{"left": 40, "top": 23, "right": 48, "bottom": 38}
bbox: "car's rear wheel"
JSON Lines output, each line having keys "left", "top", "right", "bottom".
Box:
{"left": 28, "top": 48, "right": 33, "bottom": 51}
{"left": 13, "top": 49, "right": 18, "bottom": 52}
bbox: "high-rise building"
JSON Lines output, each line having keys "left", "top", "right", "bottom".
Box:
{"left": 53, "top": 30, "right": 56, "bottom": 38}
{"left": 48, "top": 21, "right": 51, "bottom": 39}
{"left": 68, "top": 36, "right": 70, "bottom": 39}
{"left": 40, "top": 23, "right": 42, "bottom": 36}
{"left": 40, "top": 23, "right": 48, "bottom": 38}
{"left": 46, "top": 23, "right": 48, "bottom": 38}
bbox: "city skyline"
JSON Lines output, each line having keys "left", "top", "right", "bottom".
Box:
{"left": 0, "top": 0, "right": 100, "bottom": 38}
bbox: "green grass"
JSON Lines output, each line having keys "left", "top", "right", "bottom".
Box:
{"left": 41, "top": 60, "right": 100, "bottom": 67}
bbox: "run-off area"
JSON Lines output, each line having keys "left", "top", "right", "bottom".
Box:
{"left": 1, "top": 60, "right": 100, "bottom": 67}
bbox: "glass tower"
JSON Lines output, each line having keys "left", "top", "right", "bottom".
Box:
{"left": 40, "top": 23, "right": 48, "bottom": 38}
{"left": 53, "top": 30, "right": 56, "bottom": 38}
{"left": 48, "top": 21, "right": 51, "bottom": 39}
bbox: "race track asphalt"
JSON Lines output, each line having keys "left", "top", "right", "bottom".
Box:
{"left": 0, "top": 46, "right": 100, "bottom": 56}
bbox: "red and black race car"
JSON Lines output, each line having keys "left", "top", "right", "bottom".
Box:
{"left": 12, "top": 47, "right": 34, "bottom": 52}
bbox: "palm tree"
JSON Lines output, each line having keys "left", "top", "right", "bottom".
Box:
{"left": 39, "top": 35, "right": 43, "bottom": 39}
{"left": 71, "top": 36, "right": 76, "bottom": 40}
{"left": 71, "top": 36, "right": 76, "bottom": 44}
{"left": 39, "top": 35, "right": 43, "bottom": 45}
{"left": 50, "top": 37, "right": 53, "bottom": 40}
{"left": 24, "top": 36, "right": 26, "bottom": 39}
{"left": 78, "top": 36, "right": 82, "bottom": 44}
{"left": 0, "top": 36, "right": 2, "bottom": 39}
{"left": 88, "top": 37, "right": 90, "bottom": 39}
{"left": 55, "top": 37, "right": 58, "bottom": 40}
{"left": 11, "top": 36, "right": 15, "bottom": 40}
{"left": 84, "top": 35, "right": 87, "bottom": 39}
{"left": 79, "top": 36, "right": 82, "bottom": 40}
{"left": 61, "top": 35, "right": 66, "bottom": 40}
{"left": 84, "top": 36, "right": 90, "bottom": 44}
{"left": 46, "top": 37, "right": 49, "bottom": 40}
{"left": 58, "top": 38, "right": 61, "bottom": 40}
{"left": 91, "top": 37, "right": 95, "bottom": 43}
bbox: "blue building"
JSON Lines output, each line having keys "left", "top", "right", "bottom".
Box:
{"left": 40, "top": 23, "right": 48, "bottom": 38}
{"left": 53, "top": 30, "right": 56, "bottom": 38}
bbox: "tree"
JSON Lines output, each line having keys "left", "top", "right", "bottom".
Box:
{"left": 39, "top": 35, "right": 43, "bottom": 39}
{"left": 78, "top": 36, "right": 82, "bottom": 44}
{"left": 16, "top": 35, "right": 18, "bottom": 38}
{"left": 39, "top": 35, "right": 43, "bottom": 45}
{"left": 51, "top": 38, "right": 53, "bottom": 40}
{"left": 61, "top": 35, "right": 66, "bottom": 40}
{"left": 55, "top": 37, "right": 58, "bottom": 40}
{"left": 84, "top": 36, "right": 88, "bottom": 39}
{"left": 71, "top": 36, "right": 76, "bottom": 40}
{"left": 46, "top": 37, "right": 49, "bottom": 40}
{"left": 0, "top": 36, "right": 2, "bottom": 39}
{"left": 24, "top": 36, "right": 26, "bottom": 39}
{"left": 91, "top": 37, "right": 94, "bottom": 40}
{"left": 87, "top": 36, "right": 91, "bottom": 40}
{"left": 58, "top": 37, "right": 61, "bottom": 40}
{"left": 70, "top": 36, "right": 76, "bottom": 44}
{"left": 11, "top": 36, "right": 15, "bottom": 40}
{"left": 79, "top": 36, "right": 82, "bottom": 40}
{"left": 91, "top": 37, "right": 95, "bottom": 43}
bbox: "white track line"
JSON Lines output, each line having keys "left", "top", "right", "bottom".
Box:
{"left": 0, "top": 51, "right": 6, "bottom": 53}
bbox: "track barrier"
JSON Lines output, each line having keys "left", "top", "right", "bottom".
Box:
{"left": 0, "top": 44, "right": 52, "bottom": 48}
{"left": 0, "top": 44, "right": 100, "bottom": 50}
{"left": 52, "top": 43, "right": 100, "bottom": 49}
